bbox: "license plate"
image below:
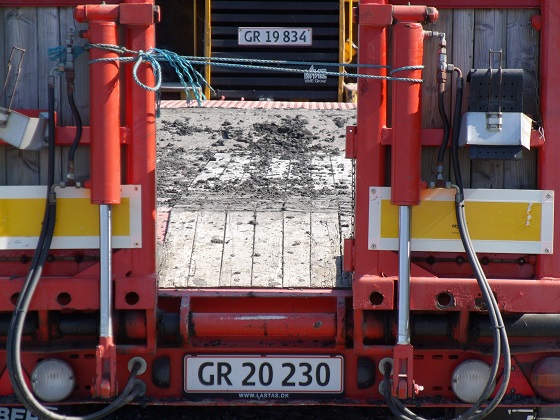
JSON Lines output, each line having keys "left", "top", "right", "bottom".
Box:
{"left": 184, "top": 355, "right": 343, "bottom": 394}
{"left": 238, "top": 27, "right": 312, "bottom": 46}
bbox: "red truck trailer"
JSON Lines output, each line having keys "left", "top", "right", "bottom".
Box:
{"left": 0, "top": 0, "right": 559, "bottom": 419}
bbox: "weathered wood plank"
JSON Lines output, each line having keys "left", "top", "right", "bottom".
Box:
{"left": 310, "top": 212, "right": 340, "bottom": 288}
{"left": 38, "top": 7, "right": 62, "bottom": 185}
{"left": 0, "top": 8, "right": 5, "bottom": 108}
{"left": 311, "top": 154, "right": 333, "bottom": 191}
{"left": 219, "top": 210, "right": 255, "bottom": 287}
{"left": 331, "top": 155, "right": 351, "bottom": 187}
{"left": 220, "top": 154, "right": 251, "bottom": 183}
{"left": 158, "top": 209, "right": 198, "bottom": 288}
{"left": 188, "top": 210, "right": 226, "bottom": 287}
{"left": 451, "top": 9, "right": 475, "bottom": 189}
{"left": 59, "top": 8, "right": 90, "bottom": 183}
{"left": 268, "top": 157, "right": 290, "bottom": 180}
{"left": 0, "top": 7, "right": 4, "bottom": 185}
{"left": 504, "top": 8, "right": 538, "bottom": 190}
{"left": 5, "top": 7, "right": 40, "bottom": 185}
{"left": 470, "top": 9, "right": 507, "bottom": 189}
{"left": 0, "top": 147, "right": 5, "bottom": 185}
{"left": 59, "top": 8, "right": 90, "bottom": 125}
{"left": 283, "top": 211, "right": 311, "bottom": 288}
{"left": 421, "top": 9, "right": 453, "bottom": 185}
{"left": 190, "top": 152, "right": 231, "bottom": 189}
{"left": 252, "top": 211, "right": 283, "bottom": 287}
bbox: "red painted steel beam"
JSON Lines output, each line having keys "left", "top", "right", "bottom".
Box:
{"left": 353, "top": 276, "right": 560, "bottom": 313}
{"left": 537, "top": 0, "right": 560, "bottom": 278}
{"left": 354, "top": 0, "right": 388, "bottom": 279}
{"left": 54, "top": 126, "right": 130, "bottom": 145}
{"left": 389, "top": 0, "right": 541, "bottom": 8}
{"left": 121, "top": 0, "right": 159, "bottom": 353}
{"left": 392, "top": 5, "right": 438, "bottom": 23}
{"left": 123, "top": 0, "right": 158, "bottom": 284}
{"left": 190, "top": 313, "right": 337, "bottom": 338}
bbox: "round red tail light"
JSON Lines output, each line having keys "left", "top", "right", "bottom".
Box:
{"left": 531, "top": 357, "right": 560, "bottom": 402}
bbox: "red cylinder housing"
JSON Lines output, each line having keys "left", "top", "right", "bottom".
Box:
{"left": 87, "top": 18, "right": 121, "bottom": 205}
{"left": 390, "top": 22, "right": 424, "bottom": 206}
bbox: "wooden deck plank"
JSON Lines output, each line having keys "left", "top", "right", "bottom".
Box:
{"left": 331, "top": 155, "right": 352, "bottom": 196}
{"left": 471, "top": 9, "right": 507, "bottom": 189}
{"left": 310, "top": 212, "right": 340, "bottom": 288}
{"left": 38, "top": 7, "right": 62, "bottom": 185}
{"left": 188, "top": 210, "right": 226, "bottom": 287}
{"left": 504, "top": 8, "right": 538, "bottom": 190}
{"left": 283, "top": 211, "right": 311, "bottom": 288}
{"left": 311, "top": 154, "right": 334, "bottom": 191}
{"left": 158, "top": 208, "right": 352, "bottom": 288}
{"left": 252, "top": 211, "right": 283, "bottom": 287}
{"left": 0, "top": 13, "right": 5, "bottom": 184}
{"left": 421, "top": 10, "right": 453, "bottom": 186}
{"left": 158, "top": 209, "right": 198, "bottom": 288}
{"left": 190, "top": 153, "right": 231, "bottom": 189}
{"left": 268, "top": 158, "right": 290, "bottom": 180}
{"left": 59, "top": 8, "right": 90, "bottom": 183}
{"left": 451, "top": 9, "right": 475, "bottom": 189}
{"left": 5, "top": 7, "right": 40, "bottom": 185}
{"left": 220, "top": 155, "right": 251, "bottom": 183}
{"left": 219, "top": 211, "right": 255, "bottom": 287}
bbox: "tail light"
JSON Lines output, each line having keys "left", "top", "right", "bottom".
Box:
{"left": 31, "top": 359, "right": 75, "bottom": 402}
{"left": 531, "top": 357, "right": 560, "bottom": 402}
{"left": 451, "top": 359, "right": 494, "bottom": 403}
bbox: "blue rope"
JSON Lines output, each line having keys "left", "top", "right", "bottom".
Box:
{"left": 48, "top": 43, "right": 424, "bottom": 110}
{"left": 150, "top": 48, "right": 212, "bottom": 102}
{"left": 176, "top": 54, "right": 390, "bottom": 70}
{"left": 47, "top": 45, "right": 88, "bottom": 62}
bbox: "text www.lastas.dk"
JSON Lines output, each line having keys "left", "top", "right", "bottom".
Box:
{"left": 238, "top": 393, "right": 290, "bottom": 399}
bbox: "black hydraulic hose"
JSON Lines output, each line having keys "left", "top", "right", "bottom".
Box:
{"left": 67, "top": 91, "right": 83, "bottom": 164}
{"left": 6, "top": 78, "right": 143, "bottom": 420}
{"left": 436, "top": 91, "right": 450, "bottom": 166}
{"left": 451, "top": 77, "right": 464, "bottom": 193}
{"left": 383, "top": 72, "right": 510, "bottom": 420}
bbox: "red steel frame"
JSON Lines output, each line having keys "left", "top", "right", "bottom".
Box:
{"left": 0, "top": 0, "right": 558, "bottom": 411}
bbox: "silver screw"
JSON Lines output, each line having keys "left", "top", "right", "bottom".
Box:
{"left": 546, "top": 192, "right": 552, "bottom": 199}
{"left": 371, "top": 244, "right": 377, "bottom": 249}
{"left": 545, "top": 248, "right": 551, "bottom": 253}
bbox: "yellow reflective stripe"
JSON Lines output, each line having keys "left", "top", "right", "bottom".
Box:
{"left": 380, "top": 200, "right": 541, "bottom": 242}
{"left": 0, "top": 198, "right": 130, "bottom": 237}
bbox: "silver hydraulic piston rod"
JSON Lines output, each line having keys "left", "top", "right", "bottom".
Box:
{"left": 397, "top": 205, "right": 412, "bottom": 345}
{"left": 99, "top": 204, "right": 113, "bottom": 339}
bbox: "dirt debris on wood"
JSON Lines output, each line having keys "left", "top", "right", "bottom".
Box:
{"left": 156, "top": 107, "right": 355, "bottom": 212}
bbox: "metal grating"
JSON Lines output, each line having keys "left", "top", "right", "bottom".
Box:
{"left": 208, "top": 0, "right": 341, "bottom": 101}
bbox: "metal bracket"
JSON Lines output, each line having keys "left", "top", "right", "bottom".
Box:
{"left": 486, "top": 50, "right": 503, "bottom": 130}
{"left": 0, "top": 47, "right": 25, "bottom": 119}
{"left": 93, "top": 336, "right": 118, "bottom": 398}
{"left": 392, "top": 343, "right": 420, "bottom": 399}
